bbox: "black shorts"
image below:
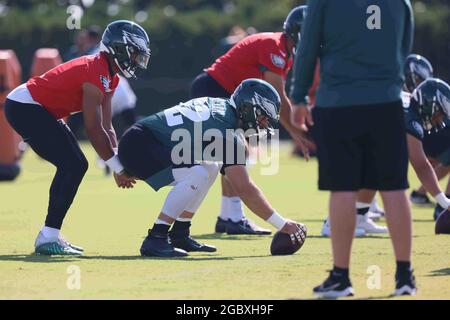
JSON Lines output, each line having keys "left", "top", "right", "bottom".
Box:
{"left": 118, "top": 124, "right": 172, "bottom": 181}
{"left": 311, "top": 101, "right": 409, "bottom": 191}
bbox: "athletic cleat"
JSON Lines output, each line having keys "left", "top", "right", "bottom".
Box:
{"left": 434, "top": 204, "right": 445, "bottom": 221}
{"left": 313, "top": 271, "right": 354, "bottom": 298}
{"left": 34, "top": 231, "right": 82, "bottom": 256}
{"left": 140, "top": 231, "right": 188, "bottom": 257}
{"left": 356, "top": 215, "right": 388, "bottom": 234}
{"left": 169, "top": 235, "right": 217, "bottom": 252}
{"left": 215, "top": 217, "right": 229, "bottom": 233}
{"left": 369, "top": 199, "right": 385, "bottom": 217}
{"left": 226, "top": 218, "right": 271, "bottom": 235}
{"left": 410, "top": 190, "right": 433, "bottom": 206}
{"left": 321, "top": 219, "right": 366, "bottom": 237}
{"left": 367, "top": 211, "right": 382, "bottom": 222}
{"left": 394, "top": 271, "right": 417, "bottom": 296}
{"left": 58, "top": 235, "right": 84, "bottom": 252}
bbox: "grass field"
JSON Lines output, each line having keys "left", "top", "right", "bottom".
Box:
{"left": 1, "top": 142, "right": 449, "bottom": 300}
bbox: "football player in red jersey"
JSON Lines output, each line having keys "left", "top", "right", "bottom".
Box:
{"left": 4, "top": 20, "right": 150, "bottom": 256}
{"left": 189, "top": 6, "right": 310, "bottom": 236}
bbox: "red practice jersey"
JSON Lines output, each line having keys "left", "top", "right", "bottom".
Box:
{"left": 27, "top": 52, "right": 120, "bottom": 119}
{"left": 206, "top": 32, "right": 293, "bottom": 94}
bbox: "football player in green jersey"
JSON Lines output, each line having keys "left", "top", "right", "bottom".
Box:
{"left": 117, "top": 79, "right": 307, "bottom": 257}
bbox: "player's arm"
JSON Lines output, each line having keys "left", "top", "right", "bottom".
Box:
{"left": 101, "top": 93, "right": 118, "bottom": 150}
{"left": 263, "top": 70, "right": 313, "bottom": 159}
{"left": 82, "top": 83, "right": 134, "bottom": 188}
{"left": 290, "top": 0, "right": 325, "bottom": 126}
{"left": 224, "top": 165, "right": 302, "bottom": 235}
{"left": 407, "top": 134, "right": 450, "bottom": 209}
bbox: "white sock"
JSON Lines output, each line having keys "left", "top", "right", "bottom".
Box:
{"left": 155, "top": 219, "right": 171, "bottom": 226}
{"left": 41, "top": 226, "right": 60, "bottom": 239}
{"left": 228, "top": 196, "right": 245, "bottom": 222}
{"left": 356, "top": 202, "right": 371, "bottom": 209}
{"left": 176, "top": 217, "right": 192, "bottom": 222}
{"left": 219, "top": 196, "right": 230, "bottom": 220}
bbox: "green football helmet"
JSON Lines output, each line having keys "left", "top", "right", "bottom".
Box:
{"left": 283, "top": 5, "right": 308, "bottom": 46}
{"left": 230, "top": 78, "right": 281, "bottom": 136}
{"left": 412, "top": 78, "right": 450, "bottom": 132}
{"left": 100, "top": 20, "right": 151, "bottom": 79}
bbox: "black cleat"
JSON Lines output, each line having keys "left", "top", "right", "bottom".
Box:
{"left": 226, "top": 218, "right": 272, "bottom": 235}
{"left": 410, "top": 190, "right": 433, "bottom": 206}
{"left": 140, "top": 231, "right": 188, "bottom": 258}
{"left": 313, "top": 271, "right": 354, "bottom": 298}
{"left": 434, "top": 204, "right": 445, "bottom": 221}
{"left": 170, "top": 235, "right": 217, "bottom": 252}
{"left": 394, "top": 270, "right": 417, "bottom": 296}
{"left": 215, "top": 217, "right": 229, "bottom": 233}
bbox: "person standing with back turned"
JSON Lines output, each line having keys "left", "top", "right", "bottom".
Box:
{"left": 290, "top": 0, "right": 415, "bottom": 297}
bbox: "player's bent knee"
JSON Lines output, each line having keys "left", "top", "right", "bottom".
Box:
{"left": 189, "top": 165, "right": 210, "bottom": 187}
{"left": 62, "top": 156, "right": 89, "bottom": 177}
{"left": 202, "top": 162, "right": 220, "bottom": 182}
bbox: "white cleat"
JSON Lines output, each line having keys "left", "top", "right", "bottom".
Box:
{"left": 367, "top": 211, "right": 382, "bottom": 221}
{"left": 356, "top": 215, "right": 388, "bottom": 234}
{"left": 370, "top": 199, "right": 385, "bottom": 216}
{"left": 321, "top": 219, "right": 366, "bottom": 237}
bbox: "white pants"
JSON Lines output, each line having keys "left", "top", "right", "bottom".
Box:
{"left": 161, "top": 163, "right": 220, "bottom": 219}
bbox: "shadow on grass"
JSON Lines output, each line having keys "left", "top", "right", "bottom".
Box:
{"left": 299, "top": 293, "right": 395, "bottom": 300}
{"left": 305, "top": 234, "right": 389, "bottom": 240}
{"left": 0, "top": 253, "right": 276, "bottom": 263}
{"left": 427, "top": 268, "right": 450, "bottom": 277}
{"left": 193, "top": 233, "right": 268, "bottom": 240}
{"left": 79, "top": 255, "right": 233, "bottom": 262}
{"left": 0, "top": 254, "right": 82, "bottom": 263}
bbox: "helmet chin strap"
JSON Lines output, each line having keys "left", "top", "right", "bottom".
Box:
{"left": 101, "top": 42, "right": 135, "bottom": 79}
{"left": 114, "top": 57, "right": 134, "bottom": 79}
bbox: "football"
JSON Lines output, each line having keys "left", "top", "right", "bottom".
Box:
{"left": 435, "top": 209, "right": 450, "bottom": 234}
{"left": 270, "top": 224, "right": 307, "bottom": 255}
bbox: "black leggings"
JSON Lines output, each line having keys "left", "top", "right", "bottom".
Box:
{"left": 4, "top": 99, "right": 88, "bottom": 229}
{"left": 190, "top": 72, "right": 230, "bottom": 99}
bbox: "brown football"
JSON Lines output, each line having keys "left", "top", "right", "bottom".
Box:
{"left": 435, "top": 209, "right": 450, "bottom": 234}
{"left": 270, "top": 224, "right": 307, "bottom": 255}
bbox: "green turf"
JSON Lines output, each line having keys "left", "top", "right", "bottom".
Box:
{"left": 0, "top": 143, "right": 449, "bottom": 300}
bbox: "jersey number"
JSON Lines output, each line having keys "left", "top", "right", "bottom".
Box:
{"left": 164, "top": 102, "right": 211, "bottom": 127}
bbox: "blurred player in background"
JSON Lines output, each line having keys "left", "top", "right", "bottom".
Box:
{"left": 117, "top": 79, "right": 306, "bottom": 257}
{"left": 403, "top": 56, "right": 450, "bottom": 213}
{"left": 190, "top": 5, "right": 310, "bottom": 235}
{"left": 403, "top": 78, "right": 450, "bottom": 220}
{"left": 3, "top": 20, "right": 150, "bottom": 256}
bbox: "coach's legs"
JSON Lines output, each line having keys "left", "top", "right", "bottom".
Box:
{"left": 329, "top": 192, "right": 357, "bottom": 269}
{"left": 381, "top": 190, "right": 412, "bottom": 262}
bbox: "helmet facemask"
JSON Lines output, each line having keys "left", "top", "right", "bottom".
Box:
{"left": 418, "top": 92, "right": 448, "bottom": 133}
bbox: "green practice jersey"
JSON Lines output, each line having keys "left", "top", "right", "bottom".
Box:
{"left": 138, "top": 97, "right": 247, "bottom": 170}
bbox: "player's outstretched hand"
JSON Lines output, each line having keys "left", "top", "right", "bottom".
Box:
{"left": 114, "top": 172, "right": 137, "bottom": 189}
{"left": 287, "top": 126, "right": 314, "bottom": 161}
{"left": 292, "top": 103, "right": 314, "bottom": 131}
{"left": 279, "top": 220, "right": 307, "bottom": 244}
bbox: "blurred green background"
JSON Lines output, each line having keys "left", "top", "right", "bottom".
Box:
{"left": 0, "top": 0, "right": 449, "bottom": 116}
